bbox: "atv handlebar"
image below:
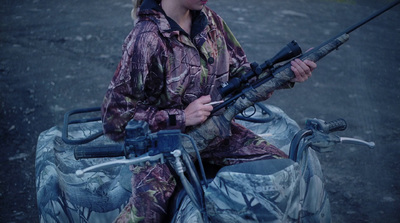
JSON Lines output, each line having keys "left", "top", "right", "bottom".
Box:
{"left": 289, "top": 118, "right": 374, "bottom": 162}
{"left": 305, "top": 118, "right": 347, "bottom": 133}
{"left": 74, "top": 144, "right": 126, "bottom": 160}
{"left": 74, "top": 117, "right": 374, "bottom": 177}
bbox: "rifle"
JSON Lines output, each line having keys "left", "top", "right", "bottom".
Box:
{"left": 184, "top": 1, "right": 400, "bottom": 155}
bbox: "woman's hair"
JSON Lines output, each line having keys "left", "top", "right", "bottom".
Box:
{"left": 131, "top": 0, "right": 161, "bottom": 20}
{"left": 131, "top": 0, "right": 143, "bottom": 20}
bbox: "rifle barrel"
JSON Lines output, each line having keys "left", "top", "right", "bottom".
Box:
{"left": 302, "top": 1, "right": 399, "bottom": 61}
{"left": 343, "top": 0, "right": 400, "bottom": 35}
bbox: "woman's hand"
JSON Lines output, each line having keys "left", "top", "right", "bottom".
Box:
{"left": 290, "top": 59, "right": 317, "bottom": 83}
{"left": 184, "top": 95, "right": 213, "bottom": 126}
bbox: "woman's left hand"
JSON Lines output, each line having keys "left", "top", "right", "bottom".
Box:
{"left": 290, "top": 59, "right": 316, "bottom": 83}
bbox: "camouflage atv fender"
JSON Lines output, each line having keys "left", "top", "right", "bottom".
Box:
{"left": 204, "top": 149, "right": 331, "bottom": 223}
{"left": 235, "top": 104, "right": 300, "bottom": 155}
{"left": 35, "top": 121, "right": 132, "bottom": 223}
{"left": 173, "top": 150, "right": 330, "bottom": 223}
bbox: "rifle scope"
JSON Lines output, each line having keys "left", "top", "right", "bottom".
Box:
{"left": 218, "top": 40, "right": 302, "bottom": 98}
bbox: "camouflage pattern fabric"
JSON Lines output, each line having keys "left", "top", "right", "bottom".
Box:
{"left": 201, "top": 122, "right": 287, "bottom": 166}
{"left": 172, "top": 194, "right": 205, "bottom": 223}
{"left": 35, "top": 103, "right": 330, "bottom": 223}
{"left": 113, "top": 164, "right": 176, "bottom": 223}
{"left": 204, "top": 149, "right": 331, "bottom": 223}
{"left": 172, "top": 104, "right": 329, "bottom": 223}
{"left": 35, "top": 121, "right": 132, "bottom": 223}
{"left": 101, "top": 0, "right": 252, "bottom": 141}
{"left": 113, "top": 122, "right": 287, "bottom": 223}
{"left": 234, "top": 104, "right": 301, "bottom": 155}
{"left": 99, "top": 0, "right": 323, "bottom": 222}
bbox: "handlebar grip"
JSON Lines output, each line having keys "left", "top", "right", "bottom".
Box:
{"left": 325, "top": 118, "right": 347, "bottom": 132}
{"left": 74, "top": 144, "right": 125, "bottom": 160}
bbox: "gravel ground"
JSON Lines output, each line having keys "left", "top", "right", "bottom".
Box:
{"left": 1, "top": 0, "right": 399, "bottom": 222}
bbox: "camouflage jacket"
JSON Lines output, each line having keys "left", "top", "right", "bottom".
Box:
{"left": 102, "top": 0, "right": 253, "bottom": 141}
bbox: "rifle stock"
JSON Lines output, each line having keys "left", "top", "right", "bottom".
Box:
{"left": 184, "top": 1, "right": 399, "bottom": 155}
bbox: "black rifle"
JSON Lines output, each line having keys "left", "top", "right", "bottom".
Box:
{"left": 184, "top": 1, "right": 399, "bottom": 154}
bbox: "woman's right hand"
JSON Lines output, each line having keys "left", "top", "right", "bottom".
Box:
{"left": 184, "top": 95, "right": 213, "bottom": 126}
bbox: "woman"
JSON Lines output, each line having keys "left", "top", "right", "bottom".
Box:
{"left": 102, "top": 0, "right": 316, "bottom": 222}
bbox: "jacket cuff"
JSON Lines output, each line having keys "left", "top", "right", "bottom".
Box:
{"left": 166, "top": 109, "right": 186, "bottom": 132}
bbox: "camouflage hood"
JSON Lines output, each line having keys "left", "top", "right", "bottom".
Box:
{"left": 102, "top": 0, "right": 250, "bottom": 140}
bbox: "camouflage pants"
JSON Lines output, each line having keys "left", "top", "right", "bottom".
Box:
{"left": 113, "top": 122, "right": 287, "bottom": 223}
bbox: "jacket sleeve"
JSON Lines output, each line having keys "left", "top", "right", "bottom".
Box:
{"left": 101, "top": 30, "right": 185, "bottom": 141}
{"left": 220, "top": 20, "right": 251, "bottom": 79}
